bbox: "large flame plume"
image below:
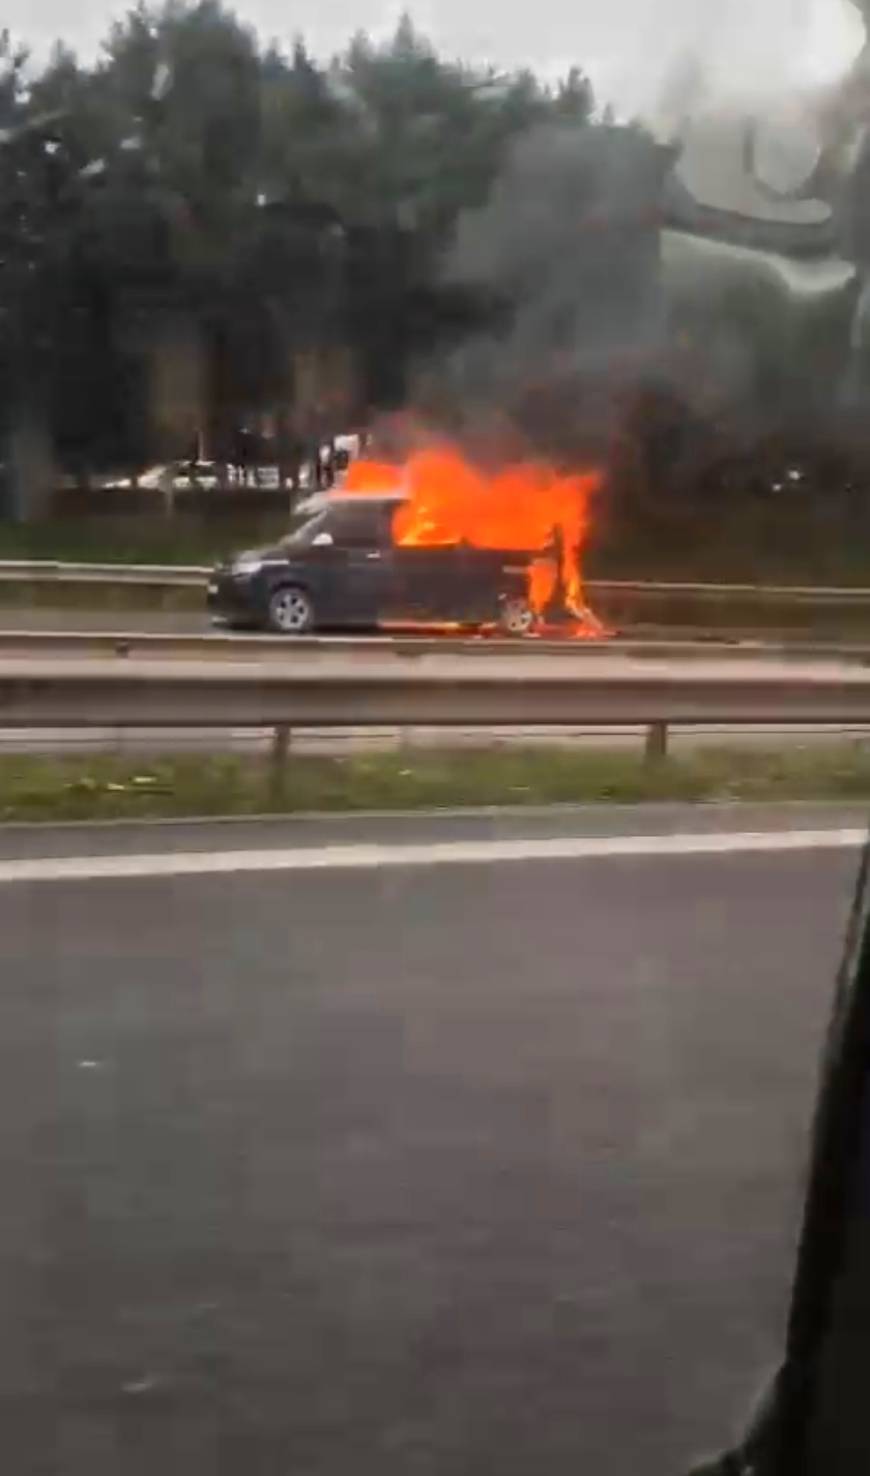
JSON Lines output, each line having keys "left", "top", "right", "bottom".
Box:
{"left": 343, "top": 446, "right": 608, "bottom": 637}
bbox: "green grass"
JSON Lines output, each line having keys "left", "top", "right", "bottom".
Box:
{"left": 4, "top": 502, "right": 870, "bottom": 586}
{"left": 592, "top": 502, "right": 870, "bottom": 587}
{"left": 0, "top": 582, "right": 201, "bottom": 614}
{"left": 0, "top": 516, "right": 288, "bottom": 566}
{"left": 3, "top": 743, "right": 870, "bottom": 823}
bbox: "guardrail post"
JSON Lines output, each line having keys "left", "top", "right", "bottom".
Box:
{"left": 644, "top": 721, "right": 669, "bottom": 765}
{"left": 269, "top": 724, "right": 291, "bottom": 801}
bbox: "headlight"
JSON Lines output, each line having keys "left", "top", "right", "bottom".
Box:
{"left": 232, "top": 556, "right": 263, "bottom": 576}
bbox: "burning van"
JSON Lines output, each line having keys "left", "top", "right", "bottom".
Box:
{"left": 207, "top": 447, "right": 608, "bottom": 637}
{"left": 207, "top": 490, "right": 538, "bottom": 635}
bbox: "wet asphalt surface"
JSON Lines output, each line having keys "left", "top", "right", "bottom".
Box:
{"left": 0, "top": 808, "right": 862, "bottom": 1473}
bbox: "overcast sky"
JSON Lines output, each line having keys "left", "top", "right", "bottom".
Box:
{"left": 7, "top": 0, "right": 867, "bottom": 114}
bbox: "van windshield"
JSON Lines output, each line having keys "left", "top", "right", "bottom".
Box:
{"left": 278, "top": 510, "right": 333, "bottom": 548}
{"left": 279, "top": 500, "right": 399, "bottom": 549}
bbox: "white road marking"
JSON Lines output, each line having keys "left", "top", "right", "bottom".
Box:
{"left": 0, "top": 828, "right": 863, "bottom": 884}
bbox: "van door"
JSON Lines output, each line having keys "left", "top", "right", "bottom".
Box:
{"left": 326, "top": 503, "right": 397, "bottom": 625}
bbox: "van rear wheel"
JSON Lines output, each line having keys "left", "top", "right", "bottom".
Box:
{"left": 499, "top": 596, "right": 537, "bottom": 637}
{"left": 268, "top": 585, "right": 315, "bottom": 635}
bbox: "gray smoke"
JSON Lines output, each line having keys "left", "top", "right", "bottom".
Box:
{"left": 413, "top": 120, "right": 672, "bottom": 460}
{"left": 592, "top": 0, "right": 863, "bottom": 123}
{"left": 411, "top": 0, "right": 870, "bottom": 469}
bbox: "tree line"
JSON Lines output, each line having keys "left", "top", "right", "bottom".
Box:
{"left": 0, "top": 2, "right": 602, "bottom": 510}
{"left": 2, "top": 0, "right": 858, "bottom": 534}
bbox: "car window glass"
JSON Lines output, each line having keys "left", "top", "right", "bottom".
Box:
{"left": 279, "top": 510, "right": 331, "bottom": 547}
{"left": 327, "top": 503, "right": 384, "bottom": 547}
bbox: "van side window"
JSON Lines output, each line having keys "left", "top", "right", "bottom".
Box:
{"left": 328, "top": 504, "right": 386, "bottom": 548}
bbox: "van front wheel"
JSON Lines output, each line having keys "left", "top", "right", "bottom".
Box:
{"left": 267, "top": 586, "right": 315, "bottom": 635}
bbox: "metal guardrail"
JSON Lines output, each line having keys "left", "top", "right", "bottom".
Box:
{"left": 2, "top": 656, "right": 870, "bottom": 774}
{"left": 592, "top": 578, "right": 870, "bottom": 606}
{"left": 2, "top": 561, "right": 870, "bottom": 606}
{"left": 0, "top": 629, "right": 869, "bottom": 665}
{"left": 0, "top": 560, "right": 207, "bottom": 587}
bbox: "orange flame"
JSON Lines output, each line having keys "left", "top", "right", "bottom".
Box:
{"left": 344, "top": 445, "right": 608, "bottom": 636}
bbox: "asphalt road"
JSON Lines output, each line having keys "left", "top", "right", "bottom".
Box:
{"left": 0, "top": 805, "right": 863, "bottom": 1475}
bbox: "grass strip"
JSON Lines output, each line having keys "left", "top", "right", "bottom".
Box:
{"left": 0, "top": 583, "right": 202, "bottom": 614}
{"left": 0, "top": 518, "right": 285, "bottom": 566}
{"left": 2, "top": 743, "right": 870, "bottom": 823}
{"left": 5, "top": 513, "right": 870, "bottom": 586}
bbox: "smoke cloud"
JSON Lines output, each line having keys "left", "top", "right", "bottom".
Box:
{"left": 566, "top": 0, "right": 864, "bottom": 122}
{"left": 408, "top": 0, "right": 870, "bottom": 472}
{"left": 411, "top": 121, "right": 669, "bottom": 461}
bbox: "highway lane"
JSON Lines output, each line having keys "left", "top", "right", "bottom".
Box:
{"left": 0, "top": 808, "right": 863, "bottom": 1475}
{"left": 0, "top": 797, "right": 862, "bottom": 857}
{"left": 2, "top": 606, "right": 870, "bottom": 657}
{"left": 2, "top": 650, "right": 868, "bottom": 681}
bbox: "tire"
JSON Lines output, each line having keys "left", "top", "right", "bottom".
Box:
{"left": 499, "top": 595, "right": 537, "bottom": 638}
{"left": 267, "top": 585, "right": 316, "bottom": 635}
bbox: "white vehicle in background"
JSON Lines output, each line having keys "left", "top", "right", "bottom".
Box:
{"left": 335, "top": 432, "right": 362, "bottom": 461}
{"left": 99, "top": 434, "right": 365, "bottom": 492}
{"left": 237, "top": 465, "right": 297, "bottom": 489}
{"left": 101, "top": 461, "right": 224, "bottom": 491}
{"left": 332, "top": 432, "right": 363, "bottom": 484}
{"left": 101, "top": 461, "right": 296, "bottom": 491}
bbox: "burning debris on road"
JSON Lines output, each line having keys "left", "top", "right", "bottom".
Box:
{"left": 343, "top": 445, "right": 609, "bottom": 638}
